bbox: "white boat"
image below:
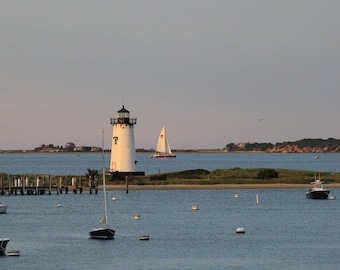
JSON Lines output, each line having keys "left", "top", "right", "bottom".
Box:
{"left": 192, "top": 205, "right": 199, "bottom": 210}
{"left": 134, "top": 214, "right": 141, "bottom": 220}
{"left": 89, "top": 130, "right": 115, "bottom": 240}
{"left": 139, "top": 235, "right": 149, "bottom": 241}
{"left": 0, "top": 202, "right": 7, "bottom": 214}
{"left": 305, "top": 174, "right": 330, "bottom": 200}
{"left": 236, "top": 227, "right": 245, "bottom": 234}
{"left": 7, "top": 250, "right": 20, "bottom": 256}
{"left": 150, "top": 126, "right": 176, "bottom": 158}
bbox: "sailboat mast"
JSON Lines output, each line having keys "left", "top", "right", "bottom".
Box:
{"left": 163, "top": 126, "right": 167, "bottom": 153}
{"left": 102, "top": 129, "right": 108, "bottom": 225}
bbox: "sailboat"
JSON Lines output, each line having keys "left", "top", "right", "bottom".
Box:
{"left": 89, "top": 130, "right": 115, "bottom": 240}
{"left": 150, "top": 126, "right": 176, "bottom": 158}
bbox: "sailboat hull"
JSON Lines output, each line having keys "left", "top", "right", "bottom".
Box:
{"left": 150, "top": 153, "right": 176, "bottom": 158}
{"left": 89, "top": 227, "right": 115, "bottom": 240}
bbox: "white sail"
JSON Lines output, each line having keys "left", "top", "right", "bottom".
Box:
{"left": 151, "top": 126, "right": 176, "bottom": 158}
{"left": 155, "top": 126, "right": 173, "bottom": 154}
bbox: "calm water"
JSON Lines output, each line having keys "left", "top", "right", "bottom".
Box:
{"left": 1, "top": 189, "right": 339, "bottom": 269}
{"left": 1, "top": 154, "right": 340, "bottom": 269}
{"left": 1, "top": 153, "right": 340, "bottom": 175}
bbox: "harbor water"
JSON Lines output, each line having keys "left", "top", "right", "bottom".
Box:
{"left": 1, "top": 153, "right": 340, "bottom": 269}
{"left": 1, "top": 152, "right": 340, "bottom": 175}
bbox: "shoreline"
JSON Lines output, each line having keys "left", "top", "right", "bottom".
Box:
{"left": 105, "top": 183, "right": 340, "bottom": 190}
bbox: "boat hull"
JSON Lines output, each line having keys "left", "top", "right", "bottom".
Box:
{"left": 139, "top": 235, "right": 149, "bottom": 240}
{"left": 306, "top": 190, "right": 330, "bottom": 200}
{"left": 0, "top": 204, "right": 7, "bottom": 214}
{"left": 150, "top": 154, "right": 176, "bottom": 158}
{"left": 7, "top": 250, "right": 20, "bottom": 256}
{"left": 0, "top": 238, "right": 10, "bottom": 256}
{"left": 89, "top": 227, "right": 115, "bottom": 240}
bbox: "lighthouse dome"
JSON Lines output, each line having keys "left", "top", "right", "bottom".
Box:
{"left": 117, "top": 105, "right": 129, "bottom": 118}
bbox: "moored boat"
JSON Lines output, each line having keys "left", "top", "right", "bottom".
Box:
{"left": 89, "top": 130, "right": 115, "bottom": 240}
{"left": 0, "top": 202, "right": 7, "bottom": 214}
{"left": 7, "top": 250, "right": 20, "bottom": 256}
{"left": 306, "top": 175, "right": 330, "bottom": 200}
{"left": 89, "top": 227, "right": 115, "bottom": 240}
{"left": 139, "top": 235, "right": 149, "bottom": 241}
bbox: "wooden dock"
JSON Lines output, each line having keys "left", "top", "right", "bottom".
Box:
{"left": 0, "top": 175, "right": 99, "bottom": 195}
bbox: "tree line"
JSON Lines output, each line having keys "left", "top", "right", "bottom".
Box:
{"left": 226, "top": 138, "right": 340, "bottom": 152}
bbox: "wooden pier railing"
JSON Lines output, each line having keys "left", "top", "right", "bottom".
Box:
{"left": 0, "top": 175, "right": 99, "bottom": 195}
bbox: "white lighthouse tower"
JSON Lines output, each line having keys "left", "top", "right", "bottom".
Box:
{"left": 110, "top": 106, "right": 141, "bottom": 174}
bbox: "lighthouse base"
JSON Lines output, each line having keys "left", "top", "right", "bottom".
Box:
{"left": 110, "top": 171, "right": 145, "bottom": 177}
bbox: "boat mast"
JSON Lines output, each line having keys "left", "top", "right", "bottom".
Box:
{"left": 102, "top": 128, "right": 108, "bottom": 226}
{"left": 163, "top": 126, "right": 167, "bottom": 154}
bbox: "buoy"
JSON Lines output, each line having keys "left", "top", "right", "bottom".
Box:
{"left": 234, "top": 194, "right": 239, "bottom": 198}
{"left": 111, "top": 197, "right": 116, "bottom": 201}
{"left": 139, "top": 235, "right": 149, "bottom": 240}
{"left": 256, "top": 194, "right": 259, "bottom": 204}
{"left": 192, "top": 205, "right": 199, "bottom": 210}
{"left": 134, "top": 214, "right": 141, "bottom": 220}
{"left": 236, "top": 227, "right": 245, "bottom": 234}
{"left": 329, "top": 195, "right": 336, "bottom": 200}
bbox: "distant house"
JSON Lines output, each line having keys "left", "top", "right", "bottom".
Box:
{"left": 65, "top": 142, "right": 76, "bottom": 150}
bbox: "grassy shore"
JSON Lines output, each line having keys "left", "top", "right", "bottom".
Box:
{"left": 105, "top": 183, "right": 340, "bottom": 190}
{"left": 106, "top": 168, "right": 340, "bottom": 190}
{"left": 2, "top": 168, "right": 340, "bottom": 190}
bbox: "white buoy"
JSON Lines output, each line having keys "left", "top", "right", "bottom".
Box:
{"left": 236, "top": 227, "right": 245, "bottom": 234}
{"left": 192, "top": 205, "right": 199, "bottom": 210}
{"left": 134, "top": 214, "right": 141, "bottom": 220}
{"left": 111, "top": 196, "right": 116, "bottom": 201}
{"left": 256, "top": 194, "right": 259, "bottom": 204}
{"left": 234, "top": 194, "right": 239, "bottom": 198}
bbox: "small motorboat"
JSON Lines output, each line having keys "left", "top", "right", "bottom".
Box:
{"left": 192, "top": 205, "right": 199, "bottom": 210}
{"left": 236, "top": 227, "right": 245, "bottom": 234}
{"left": 57, "top": 203, "right": 62, "bottom": 207}
{"left": 0, "top": 202, "right": 7, "bottom": 214}
{"left": 139, "top": 235, "right": 149, "bottom": 241}
{"left": 134, "top": 214, "right": 141, "bottom": 220}
{"left": 306, "top": 175, "right": 330, "bottom": 200}
{"left": 7, "top": 250, "right": 20, "bottom": 256}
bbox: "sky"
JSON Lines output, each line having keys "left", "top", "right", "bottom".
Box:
{"left": 1, "top": 1, "right": 339, "bottom": 150}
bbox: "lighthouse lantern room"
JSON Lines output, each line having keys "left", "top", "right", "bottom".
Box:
{"left": 109, "top": 106, "right": 143, "bottom": 175}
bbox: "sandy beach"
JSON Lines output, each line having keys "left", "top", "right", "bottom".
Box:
{"left": 106, "top": 183, "right": 340, "bottom": 190}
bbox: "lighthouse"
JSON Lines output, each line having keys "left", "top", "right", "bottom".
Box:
{"left": 109, "top": 106, "right": 143, "bottom": 175}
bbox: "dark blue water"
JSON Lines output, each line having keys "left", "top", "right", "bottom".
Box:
{"left": 1, "top": 153, "right": 339, "bottom": 175}
{"left": 1, "top": 189, "right": 339, "bottom": 269}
